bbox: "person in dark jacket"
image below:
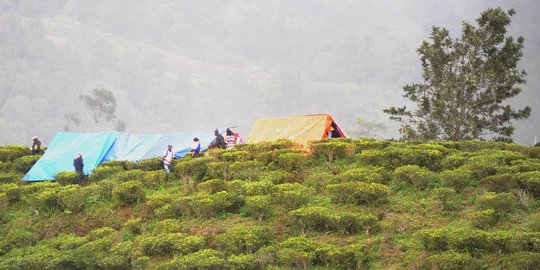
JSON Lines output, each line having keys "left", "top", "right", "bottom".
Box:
{"left": 73, "top": 152, "right": 85, "bottom": 183}
{"left": 31, "top": 136, "right": 41, "bottom": 154}
{"left": 209, "top": 129, "right": 226, "bottom": 149}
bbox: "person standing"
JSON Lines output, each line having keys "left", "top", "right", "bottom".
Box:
{"left": 31, "top": 136, "right": 41, "bottom": 155}
{"left": 225, "top": 128, "right": 235, "bottom": 149}
{"left": 162, "top": 145, "right": 174, "bottom": 176}
{"left": 73, "top": 152, "right": 85, "bottom": 183}
{"left": 191, "top": 137, "right": 201, "bottom": 158}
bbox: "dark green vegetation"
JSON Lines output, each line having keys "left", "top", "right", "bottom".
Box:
{"left": 1, "top": 139, "right": 539, "bottom": 269}
{"left": 385, "top": 8, "right": 531, "bottom": 142}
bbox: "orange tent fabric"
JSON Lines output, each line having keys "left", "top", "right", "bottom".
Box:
{"left": 247, "top": 114, "right": 346, "bottom": 146}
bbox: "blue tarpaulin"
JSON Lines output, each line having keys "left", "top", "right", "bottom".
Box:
{"left": 23, "top": 130, "right": 217, "bottom": 181}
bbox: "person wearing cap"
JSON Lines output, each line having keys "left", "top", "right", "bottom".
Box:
{"left": 162, "top": 144, "right": 174, "bottom": 176}
{"left": 191, "top": 137, "right": 201, "bottom": 158}
{"left": 209, "top": 129, "right": 226, "bottom": 149}
{"left": 73, "top": 152, "right": 85, "bottom": 183}
{"left": 31, "top": 136, "right": 41, "bottom": 155}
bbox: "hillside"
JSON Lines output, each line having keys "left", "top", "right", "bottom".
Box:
{"left": 0, "top": 139, "right": 539, "bottom": 269}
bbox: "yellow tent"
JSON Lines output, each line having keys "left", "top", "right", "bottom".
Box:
{"left": 247, "top": 114, "right": 346, "bottom": 146}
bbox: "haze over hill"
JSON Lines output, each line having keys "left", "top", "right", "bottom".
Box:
{"left": 1, "top": 0, "right": 539, "bottom": 145}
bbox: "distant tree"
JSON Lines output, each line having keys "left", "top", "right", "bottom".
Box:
{"left": 384, "top": 8, "right": 531, "bottom": 142}
{"left": 349, "top": 117, "right": 388, "bottom": 138}
{"left": 64, "top": 88, "right": 126, "bottom": 131}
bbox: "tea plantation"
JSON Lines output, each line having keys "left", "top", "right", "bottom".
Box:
{"left": 0, "top": 139, "right": 539, "bottom": 269}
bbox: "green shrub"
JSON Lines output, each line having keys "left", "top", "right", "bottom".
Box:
{"left": 138, "top": 233, "right": 205, "bottom": 256}
{"left": 0, "top": 145, "right": 31, "bottom": 162}
{"left": 205, "top": 161, "right": 230, "bottom": 180}
{"left": 276, "top": 152, "right": 305, "bottom": 171}
{"left": 353, "top": 139, "right": 392, "bottom": 152}
{"left": 468, "top": 209, "right": 497, "bottom": 229}
{"left": 524, "top": 212, "right": 540, "bottom": 232}
{"left": 114, "top": 169, "right": 146, "bottom": 182}
{"left": 95, "top": 179, "right": 117, "bottom": 200}
{"left": 440, "top": 168, "right": 473, "bottom": 190}
{"left": 510, "top": 159, "right": 540, "bottom": 173}
{"left": 0, "top": 244, "right": 63, "bottom": 270}
{"left": 174, "top": 156, "right": 214, "bottom": 182}
{"left": 288, "top": 206, "right": 334, "bottom": 235}
{"left": 242, "top": 181, "right": 275, "bottom": 196}
{"left": 357, "top": 147, "right": 444, "bottom": 171}
{"left": 274, "top": 183, "right": 310, "bottom": 210}
{"left": 189, "top": 191, "right": 233, "bottom": 218}
{"left": 58, "top": 185, "right": 100, "bottom": 213}
{"left": 515, "top": 171, "right": 540, "bottom": 196}
{"left": 433, "top": 187, "right": 456, "bottom": 210}
{"left": 70, "top": 237, "right": 131, "bottom": 270}
{"left": 12, "top": 155, "right": 41, "bottom": 173}
{"left": 123, "top": 218, "right": 143, "bottom": 236}
{"left": 0, "top": 192, "right": 8, "bottom": 214}
{"left": 481, "top": 173, "right": 517, "bottom": 193}
{"left": 327, "top": 181, "right": 389, "bottom": 205}
{"left": 137, "top": 157, "right": 163, "bottom": 171}
{"left": 426, "top": 251, "right": 483, "bottom": 270}
{"left": 477, "top": 192, "right": 516, "bottom": 213}
{"left": 236, "top": 140, "right": 295, "bottom": 153}
{"left": 304, "top": 171, "right": 334, "bottom": 192}
{"left": 310, "top": 140, "right": 352, "bottom": 161}
{"left": 244, "top": 195, "right": 272, "bottom": 220}
{"left": 89, "top": 165, "right": 124, "bottom": 182}
{"left": 0, "top": 228, "right": 37, "bottom": 256}
{"left": 25, "top": 187, "right": 61, "bottom": 212}
{"left": 158, "top": 249, "right": 225, "bottom": 270}
{"left": 214, "top": 225, "right": 276, "bottom": 254}
{"left": 112, "top": 181, "right": 145, "bottom": 206}
{"left": 0, "top": 172, "right": 20, "bottom": 183}
{"left": 226, "top": 253, "right": 257, "bottom": 270}
{"left": 502, "top": 252, "right": 540, "bottom": 270}
{"left": 335, "top": 166, "right": 387, "bottom": 184}
{"left": 147, "top": 219, "right": 184, "bottom": 234}
{"left": 197, "top": 179, "right": 226, "bottom": 194}
{"left": 99, "top": 160, "right": 135, "bottom": 170}
{"left": 440, "top": 152, "right": 472, "bottom": 170}
{"left": 0, "top": 161, "right": 11, "bottom": 173}
{"left": 1, "top": 183, "right": 21, "bottom": 203}
{"left": 219, "top": 150, "right": 251, "bottom": 162}
{"left": 333, "top": 211, "right": 379, "bottom": 235}
{"left": 229, "top": 161, "right": 266, "bottom": 181}
{"left": 258, "top": 169, "right": 295, "bottom": 184}
{"left": 54, "top": 171, "right": 80, "bottom": 185}
{"left": 394, "top": 165, "right": 434, "bottom": 190}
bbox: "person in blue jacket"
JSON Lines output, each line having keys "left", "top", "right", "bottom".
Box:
{"left": 191, "top": 137, "right": 201, "bottom": 158}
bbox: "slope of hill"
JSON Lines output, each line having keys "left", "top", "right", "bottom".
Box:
{"left": 0, "top": 139, "right": 539, "bottom": 269}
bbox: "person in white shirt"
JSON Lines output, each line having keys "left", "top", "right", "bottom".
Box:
{"left": 191, "top": 137, "right": 201, "bottom": 158}
{"left": 162, "top": 145, "right": 174, "bottom": 176}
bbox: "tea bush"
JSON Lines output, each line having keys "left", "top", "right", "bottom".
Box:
{"left": 333, "top": 211, "right": 378, "bottom": 235}
{"left": 206, "top": 161, "right": 231, "bottom": 180}
{"left": 426, "top": 251, "right": 483, "bottom": 270}
{"left": 327, "top": 181, "right": 389, "bottom": 205}
{"left": 310, "top": 140, "right": 352, "bottom": 161}
{"left": 229, "top": 161, "right": 265, "bottom": 181}
{"left": 99, "top": 160, "right": 135, "bottom": 170}
{"left": 353, "top": 138, "right": 392, "bottom": 152}
{"left": 57, "top": 185, "right": 94, "bottom": 213}
{"left": 258, "top": 169, "right": 295, "bottom": 184}
{"left": 137, "top": 157, "right": 163, "bottom": 171}
{"left": 0, "top": 172, "right": 19, "bottom": 183}
{"left": 335, "top": 166, "right": 387, "bottom": 184}
{"left": 174, "top": 156, "right": 215, "bottom": 182}
{"left": 515, "top": 171, "right": 540, "bottom": 196}
{"left": 113, "top": 170, "right": 146, "bottom": 182}
{"left": 276, "top": 152, "right": 305, "bottom": 171}
{"left": 112, "top": 181, "right": 145, "bottom": 206}
{"left": 356, "top": 147, "right": 444, "bottom": 171}
{"left": 137, "top": 233, "right": 205, "bottom": 256}
{"left": 509, "top": 159, "right": 540, "bottom": 173}
{"left": 0, "top": 145, "right": 31, "bottom": 162}
{"left": 242, "top": 181, "right": 275, "bottom": 196}
{"left": 158, "top": 249, "right": 225, "bottom": 270}
{"left": 0, "top": 228, "right": 37, "bottom": 256}
{"left": 440, "top": 167, "right": 475, "bottom": 190}
{"left": 440, "top": 152, "right": 472, "bottom": 170}
{"left": 288, "top": 206, "right": 334, "bottom": 234}
{"left": 304, "top": 171, "right": 334, "bottom": 191}
{"left": 219, "top": 150, "right": 251, "bottom": 162}
{"left": 0, "top": 244, "right": 63, "bottom": 270}
{"left": 1, "top": 183, "right": 21, "bottom": 203}
{"left": 54, "top": 171, "right": 80, "bottom": 186}
{"left": 25, "top": 187, "right": 61, "bottom": 212}
{"left": 502, "top": 252, "right": 540, "bottom": 270}
{"left": 0, "top": 162, "right": 11, "bottom": 173}
{"left": 274, "top": 183, "right": 310, "bottom": 210}
{"left": 477, "top": 192, "right": 516, "bottom": 213}
{"left": 197, "top": 179, "right": 226, "bottom": 194}
{"left": 244, "top": 195, "right": 272, "bottom": 220}
{"left": 468, "top": 209, "right": 498, "bottom": 229}
{"left": 481, "top": 173, "right": 517, "bottom": 193}
{"left": 12, "top": 155, "right": 41, "bottom": 173}
{"left": 189, "top": 191, "right": 234, "bottom": 218}
{"left": 226, "top": 253, "right": 257, "bottom": 270}
{"left": 213, "top": 225, "right": 276, "bottom": 254}
{"left": 394, "top": 165, "right": 434, "bottom": 190}
{"left": 89, "top": 165, "right": 124, "bottom": 182}
{"left": 433, "top": 187, "right": 456, "bottom": 210}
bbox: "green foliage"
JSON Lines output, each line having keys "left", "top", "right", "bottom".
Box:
{"left": 258, "top": 169, "right": 295, "bottom": 184}
{"left": 440, "top": 152, "right": 472, "bottom": 170}
{"left": 481, "top": 173, "right": 517, "bottom": 193}
{"left": 0, "top": 228, "right": 37, "bottom": 256}
{"left": 288, "top": 206, "right": 378, "bottom": 235}
{"left": 99, "top": 160, "right": 135, "bottom": 170}
{"left": 310, "top": 140, "right": 353, "bottom": 161}
{"left": 515, "top": 171, "right": 540, "bottom": 196}
{"left": 276, "top": 152, "right": 305, "bottom": 171}
{"left": 433, "top": 187, "right": 456, "bottom": 210}
{"left": 197, "top": 179, "right": 226, "bottom": 194}
{"left": 54, "top": 171, "right": 80, "bottom": 185}
{"left": 214, "top": 225, "right": 276, "bottom": 254}
{"left": 502, "top": 252, "right": 540, "bottom": 270}
{"left": 440, "top": 167, "right": 474, "bottom": 190}
{"left": 356, "top": 146, "right": 444, "bottom": 170}
{"left": 353, "top": 139, "right": 392, "bottom": 152}
{"left": 0, "top": 172, "right": 20, "bottom": 183}
{"left": 158, "top": 249, "right": 225, "bottom": 270}
{"left": 385, "top": 8, "right": 530, "bottom": 141}
{"left": 394, "top": 165, "right": 435, "bottom": 190}
{"left": 468, "top": 209, "right": 498, "bottom": 229}
{"left": 244, "top": 195, "right": 272, "bottom": 220}
{"left": 12, "top": 155, "right": 41, "bottom": 173}
{"left": 136, "top": 157, "right": 163, "bottom": 171}
{"left": 426, "top": 251, "right": 483, "bottom": 270}
{"left": 0, "top": 183, "right": 21, "bottom": 203}
{"left": 236, "top": 140, "right": 295, "bottom": 153}
{"left": 112, "top": 181, "right": 145, "bottom": 206}
{"left": 0, "top": 145, "right": 31, "bottom": 162}
{"left": 89, "top": 165, "right": 124, "bottom": 182}
{"left": 242, "top": 181, "right": 275, "bottom": 196}
{"left": 274, "top": 183, "right": 310, "bottom": 210}
{"left": 137, "top": 233, "right": 205, "bottom": 256}
{"left": 189, "top": 191, "right": 234, "bottom": 218}
{"left": 219, "top": 150, "right": 251, "bottom": 162}
{"left": 335, "top": 166, "right": 387, "bottom": 184}
{"left": 226, "top": 253, "right": 258, "bottom": 270}
{"left": 25, "top": 187, "right": 61, "bottom": 212}
{"left": 477, "top": 192, "right": 516, "bottom": 213}
{"left": 327, "top": 181, "right": 389, "bottom": 205}
{"left": 174, "top": 156, "right": 214, "bottom": 181}
{"left": 0, "top": 192, "right": 7, "bottom": 214}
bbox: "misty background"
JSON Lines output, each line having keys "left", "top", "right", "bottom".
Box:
{"left": 1, "top": 0, "right": 539, "bottom": 146}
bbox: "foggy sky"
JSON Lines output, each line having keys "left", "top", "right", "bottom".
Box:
{"left": 1, "top": 0, "right": 539, "bottom": 146}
